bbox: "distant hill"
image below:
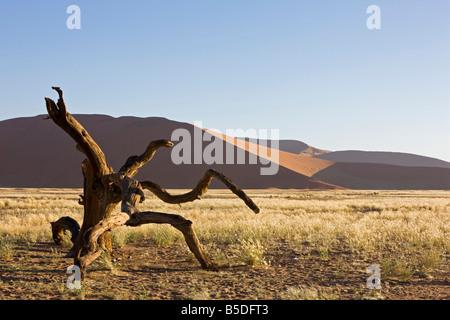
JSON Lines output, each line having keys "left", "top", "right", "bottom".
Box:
{"left": 0, "top": 115, "right": 337, "bottom": 189}
{"left": 0, "top": 114, "right": 449, "bottom": 190}
{"left": 241, "top": 138, "right": 330, "bottom": 156}
{"left": 312, "top": 162, "right": 450, "bottom": 190}
{"left": 314, "top": 150, "right": 450, "bottom": 169}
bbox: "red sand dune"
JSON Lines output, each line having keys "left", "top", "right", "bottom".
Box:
{"left": 0, "top": 115, "right": 338, "bottom": 189}
{"left": 0, "top": 114, "right": 449, "bottom": 190}
{"left": 203, "top": 129, "right": 335, "bottom": 177}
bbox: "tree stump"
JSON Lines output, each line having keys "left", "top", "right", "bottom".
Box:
{"left": 46, "top": 87, "right": 260, "bottom": 277}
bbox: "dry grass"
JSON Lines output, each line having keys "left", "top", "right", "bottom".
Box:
{"left": 1, "top": 188, "right": 449, "bottom": 258}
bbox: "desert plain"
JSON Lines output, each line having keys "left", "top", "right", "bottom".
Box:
{"left": 0, "top": 188, "right": 448, "bottom": 300}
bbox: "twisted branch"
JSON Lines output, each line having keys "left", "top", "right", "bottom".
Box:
{"left": 51, "top": 217, "right": 80, "bottom": 245}
{"left": 119, "top": 139, "right": 174, "bottom": 177}
{"left": 140, "top": 169, "right": 260, "bottom": 213}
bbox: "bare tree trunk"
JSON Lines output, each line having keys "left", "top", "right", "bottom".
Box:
{"left": 45, "top": 89, "right": 121, "bottom": 260}
{"left": 46, "top": 87, "right": 259, "bottom": 277}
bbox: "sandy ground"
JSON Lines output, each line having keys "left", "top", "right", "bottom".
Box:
{"left": 1, "top": 239, "right": 448, "bottom": 300}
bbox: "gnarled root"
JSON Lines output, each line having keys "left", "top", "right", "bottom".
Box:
{"left": 51, "top": 216, "right": 80, "bottom": 246}
{"left": 76, "top": 212, "right": 130, "bottom": 272}
{"left": 126, "top": 211, "right": 218, "bottom": 271}
{"left": 76, "top": 176, "right": 219, "bottom": 275}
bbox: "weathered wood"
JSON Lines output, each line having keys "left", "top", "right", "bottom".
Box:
{"left": 77, "top": 212, "right": 130, "bottom": 271}
{"left": 119, "top": 140, "right": 174, "bottom": 177}
{"left": 140, "top": 169, "right": 260, "bottom": 213}
{"left": 45, "top": 87, "right": 112, "bottom": 176}
{"left": 64, "top": 158, "right": 119, "bottom": 259}
{"left": 51, "top": 216, "right": 80, "bottom": 245}
{"left": 125, "top": 211, "right": 218, "bottom": 271}
{"left": 45, "top": 87, "right": 259, "bottom": 277}
{"left": 46, "top": 87, "right": 118, "bottom": 260}
{"left": 78, "top": 175, "right": 218, "bottom": 273}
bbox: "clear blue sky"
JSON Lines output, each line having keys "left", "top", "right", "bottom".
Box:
{"left": 1, "top": 0, "right": 449, "bottom": 161}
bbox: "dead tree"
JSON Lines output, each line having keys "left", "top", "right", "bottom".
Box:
{"left": 46, "top": 87, "right": 260, "bottom": 276}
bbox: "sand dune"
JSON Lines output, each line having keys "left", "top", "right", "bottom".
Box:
{"left": 203, "top": 129, "right": 335, "bottom": 177}
{"left": 0, "top": 114, "right": 449, "bottom": 190}
{"left": 240, "top": 138, "right": 330, "bottom": 156}
{"left": 0, "top": 115, "right": 338, "bottom": 189}
{"left": 313, "top": 162, "right": 450, "bottom": 190}
{"left": 314, "top": 150, "right": 450, "bottom": 169}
